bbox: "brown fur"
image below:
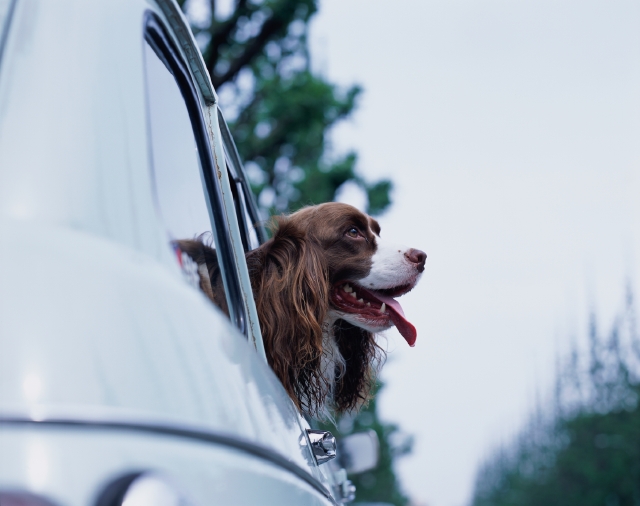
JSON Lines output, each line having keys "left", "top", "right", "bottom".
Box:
{"left": 246, "top": 218, "right": 332, "bottom": 414}
{"left": 178, "top": 203, "right": 388, "bottom": 416}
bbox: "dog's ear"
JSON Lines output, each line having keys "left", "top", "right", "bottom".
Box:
{"left": 246, "top": 217, "right": 330, "bottom": 415}
{"left": 333, "top": 319, "right": 384, "bottom": 413}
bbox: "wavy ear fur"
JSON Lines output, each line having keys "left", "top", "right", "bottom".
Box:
{"left": 246, "top": 217, "right": 330, "bottom": 415}
{"left": 332, "top": 319, "right": 384, "bottom": 413}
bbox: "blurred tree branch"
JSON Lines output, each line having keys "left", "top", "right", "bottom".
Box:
{"left": 180, "top": 0, "right": 392, "bottom": 215}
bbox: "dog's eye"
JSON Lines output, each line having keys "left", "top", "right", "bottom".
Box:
{"left": 346, "top": 227, "right": 359, "bottom": 238}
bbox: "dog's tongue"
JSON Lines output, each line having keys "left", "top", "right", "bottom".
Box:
{"left": 361, "top": 289, "right": 417, "bottom": 347}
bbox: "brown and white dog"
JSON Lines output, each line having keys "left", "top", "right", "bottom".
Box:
{"left": 178, "top": 202, "right": 426, "bottom": 416}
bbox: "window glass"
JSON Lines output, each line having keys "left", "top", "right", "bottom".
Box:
{"left": 225, "top": 160, "right": 260, "bottom": 252}
{"left": 144, "top": 42, "right": 209, "bottom": 240}
{"left": 216, "top": 109, "right": 266, "bottom": 250}
{"left": 239, "top": 188, "right": 261, "bottom": 251}
{"left": 144, "top": 41, "right": 229, "bottom": 316}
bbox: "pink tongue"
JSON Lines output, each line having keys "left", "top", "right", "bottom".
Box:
{"left": 361, "top": 289, "right": 417, "bottom": 347}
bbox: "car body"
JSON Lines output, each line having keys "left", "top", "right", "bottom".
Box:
{"left": 0, "top": 0, "right": 352, "bottom": 504}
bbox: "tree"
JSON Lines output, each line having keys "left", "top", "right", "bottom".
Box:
{"left": 177, "top": 0, "right": 392, "bottom": 215}
{"left": 471, "top": 287, "right": 640, "bottom": 506}
{"left": 178, "top": 2, "right": 407, "bottom": 504}
{"left": 318, "top": 380, "right": 414, "bottom": 506}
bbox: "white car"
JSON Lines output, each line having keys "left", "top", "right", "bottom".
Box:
{"left": 0, "top": 0, "right": 374, "bottom": 504}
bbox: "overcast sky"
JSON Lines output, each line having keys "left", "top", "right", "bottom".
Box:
{"left": 309, "top": 1, "right": 640, "bottom": 505}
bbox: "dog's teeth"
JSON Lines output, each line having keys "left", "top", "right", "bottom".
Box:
{"left": 380, "top": 303, "right": 386, "bottom": 313}
{"left": 366, "top": 302, "right": 371, "bottom": 307}
{"left": 344, "top": 284, "right": 353, "bottom": 293}
{"left": 350, "top": 292, "right": 357, "bottom": 298}
{"left": 358, "top": 298, "right": 364, "bottom": 303}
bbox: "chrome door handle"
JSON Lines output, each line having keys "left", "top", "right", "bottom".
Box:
{"left": 306, "top": 429, "right": 337, "bottom": 465}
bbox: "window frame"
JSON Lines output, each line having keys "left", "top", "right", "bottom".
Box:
{"left": 144, "top": 12, "right": 247, "bottom": 335}
{"left": 218, "top": 109, "right": 268, "bottom": 249}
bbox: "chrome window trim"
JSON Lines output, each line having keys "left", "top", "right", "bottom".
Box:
{"left": 0, "top": 415, "right": 337, "bottom": 504}
{"left": 204, "top": 105, "right": 267, "bottom": 358}
{"left": 144, "top": 11, "right": 247, "bottom": 335}
{"left": 152, "top": 0, "right": 216, "bottom": 105}
{"left": 218, "top": 109, "right": 268, "bottom": 246}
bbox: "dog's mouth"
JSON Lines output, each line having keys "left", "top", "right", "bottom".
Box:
{"left": 330, "top": 281, "right": 417, "bottom": 347}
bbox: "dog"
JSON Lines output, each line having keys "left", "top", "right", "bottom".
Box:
{"left": 177, "top": 203, "right": 426, "bottom": 416}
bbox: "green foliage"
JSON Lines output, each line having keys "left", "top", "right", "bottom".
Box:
{"left": 179, "top": 0, "right": 392, "bottom": 215}
{"left": 318, "top": 381, "right": 413, "bottom": 506}
{"left": 471, "top": 288, "right": 640, "bottom": 506}
{"left": 229, "top": 71, "right": 367, "bottom": 212}
{"left": 179, "top": 2, "right": 404, "bottom": 503}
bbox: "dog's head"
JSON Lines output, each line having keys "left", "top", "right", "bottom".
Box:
{"left": 290, "top": 203, "right": 425, "bottom": 345}
{"left": 247, "top": 202, "right": 426, "bottom": 416}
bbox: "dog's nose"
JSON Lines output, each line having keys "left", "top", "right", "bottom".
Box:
{"left": 405, "top": 248, "right": 427, "bottom": 272}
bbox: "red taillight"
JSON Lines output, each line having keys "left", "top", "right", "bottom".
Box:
{"left": 0, "top": 492, "right": 59, "bottom": 506}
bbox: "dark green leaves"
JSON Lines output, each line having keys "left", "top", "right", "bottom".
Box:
{"left": 317, "top": 381, "right": 413, "bottom": 506}
{"left": 471, "top": 289, "right": 640, "bottom": 506}
{"left": 181, "top": 0, "right": 392, "bottom": 216}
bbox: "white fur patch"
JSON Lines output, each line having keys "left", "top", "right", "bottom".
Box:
{"left": 359, "top": 234, "right": 422, "bottom": 290}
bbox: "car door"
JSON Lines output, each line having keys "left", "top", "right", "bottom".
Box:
{"left": 141, "top": 4, "right": 339, "bottom": 503}
{"left": 0, "top": 0, "right": 337, "bottom": 503}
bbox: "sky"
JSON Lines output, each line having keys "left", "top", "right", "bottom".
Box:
{"left": 309, "top": 1, "right": 640, "bottom": 505}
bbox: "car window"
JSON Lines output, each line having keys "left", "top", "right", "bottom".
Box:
{"left": 225, "top": 156, "right": 261, "bottom": 252}
{"left": 238, "top": 185, "right": 261, "bottom": 251}
{"left": 144, "top": 40, "right": 229, "bottom": 317}
{"left": 145, "top": 42, "right": 209, "bottom": 240}
{"left": 217, "top": 111, "right": 267, "bottom": 251}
